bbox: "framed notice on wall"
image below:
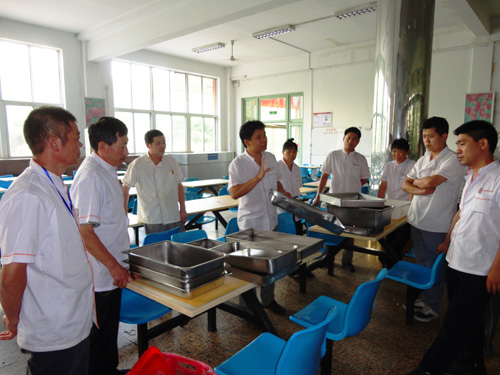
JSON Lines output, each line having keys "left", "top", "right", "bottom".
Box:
{"left": 313, "top": 112, "right": 332, "bottom": 128}
{"left": 464, "top": 92, "right": 495, "bottom": 123}
{"left": 84, "top": 97, "right": 106, "bottom": 127}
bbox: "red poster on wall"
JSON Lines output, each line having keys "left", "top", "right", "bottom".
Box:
{"left": 464, "top": 92, "right": 495, "bottom": 123}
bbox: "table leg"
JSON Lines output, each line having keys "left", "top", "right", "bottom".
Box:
{"left": 212, "top": 210, "right": 228, "bottom": 228}
{"left": 207, "top": 308, "right": 217, "bottom": 331}
{"left": 241, "top": 290, "right": 277, "bottom": 336}
{"left": 299, "top": 263, "right": 307, "bottom": 294}
{"left": 378, "top": 238, "right": 400, "bottom": 268}
{"left": 184, "top": 213, "right": 203, "bottom": 230}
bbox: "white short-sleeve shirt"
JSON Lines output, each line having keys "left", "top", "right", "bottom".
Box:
{"left": 380, "top": 158, "right": 416, "bottom": 200}
{"left": 277, "top": 159, "right": 302, "bottom": 198}
{"left": 446, "top": 161, "right": 500, "bottom": 276}
{"left": 123, "top": 153, "right": 184, "bottom": 224}
{"left": 0, "top": 160, "right": 93, "bottom": 352}
{"left": 407, "top": 147, "right": 467, "bottom": 232}
{"left": 228, "top": 150, "right": 280, "bottom": 231}
{"left": 72, "top": 152, "right": 130, "bottom": 291}
{"left": 321, "top": 149, "right": 370, "bottom": 193}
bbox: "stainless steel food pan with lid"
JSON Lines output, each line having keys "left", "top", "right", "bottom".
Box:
{"left": 211, "top": 240, "right": 298, "bottom": 275}
{"left": 270, "top": 190, "right": 344, "bottom": 234}
{"left": 127, "top": 241, "right": 225, "bottom": 279}
{"left": 326, "top": 205, "right": 394, "bottom": 232}
{"left": 320, "top": 192, "right": 386, "bottom": 208}
{"left": 186, "top": 238, "right": 226, "bottom": 249}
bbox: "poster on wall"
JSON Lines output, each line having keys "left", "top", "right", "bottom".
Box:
{"left": 464, "top": 92, "right": 495, "bottom": 123}
{"left": 84, "top": 97, "right": 106, "bottom": 127}
{"left": 313, "top": 112, "right": 332, "bottom": 128}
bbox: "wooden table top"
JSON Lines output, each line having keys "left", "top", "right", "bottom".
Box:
{"left": 126, "top": 275, "right": 255, "bottom": 317}
{"left": 303, "top": 180, "right": 320, "bottom": 187}
{"left": 184, "top": 194, "right": 238, "bottom": 215}
{"left": 181, "top": 179, "right": 228, "bottom": 188}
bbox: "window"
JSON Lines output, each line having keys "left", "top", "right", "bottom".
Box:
{"left": 0, "top": 40, "right": 64, "bottom": 157}
{"left": 242, "top": 94, "right": 303, "bottom": 162}
{"left": 112, "top": 60, "right": 218, "bottom": 153}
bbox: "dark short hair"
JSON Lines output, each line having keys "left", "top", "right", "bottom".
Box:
{"left": 23, "top": 106, "right": 76, "bottom": 155}
{"left": 391, "top": 138, "right": 410, "bottom": 152}
{"left": 282, "top": 138, "right": 298, "bottom": 152}
{"left": 454, "top": 120, "right": 498, "bottom": 154}
{"left": 239, "top": 120, "right": 265, "bottom": 148}
{"left": 88, "top": 117, "right": 128, "bottom": 151}
{"left": 344, "top": 127, "right": 361, "bottom": 139}
{"left": 422, "top": 117, "right": 449, "bottom": 136}
{"left": 145, "top": 129, "right": 164, "bottom": 144}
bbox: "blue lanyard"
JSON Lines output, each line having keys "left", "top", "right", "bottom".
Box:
{"left": 42, "top": 167, "right": 74, "bottom": 216}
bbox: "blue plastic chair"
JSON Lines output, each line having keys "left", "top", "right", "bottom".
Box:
{"left": 171, "top": 230, "right": 208, "bottom": 243}
{"left": 290, "top": 268, "right": 388, "bottom": 375}
{"left": 0, "top": 174, "right": 13, "bottom": 178}
{"left": 185, "top": 177, "right": 212, "bottom": 198}
{"left": 0, "top": 191, "right": 4, "bottom": 201}
{"left": 277, "top": 212, "right": 296, "bottom": 235}
{"left": 120, "top": 289, "right": 172, "bottom": 357}
{"left": 0, "top": 180, "right": 12, "bottom": 189}
{"left": 128, "top": 197, "right": 137, "bottom": 212}
{"left": 185, "top": 191, "right": 217, "bottom": 229}
{"left": 224, "top": 217, "right": 239, "bottom": 235}
{"left": 215, "top": 306, "right": 337, "bottom": 375}
{"left": 142, "top": 227, "right": 181, "bottom": 246}
{"left": 386, "top": 252, "right": 446, "bottom": 324}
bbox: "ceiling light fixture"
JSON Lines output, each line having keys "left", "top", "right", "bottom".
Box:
{"left": 252, "top": 24, "right": 295, "bottom": 39}
{"left": 334, "top": 2, "right": 377, "bottom": 20}
{"left": 192, "top": 42, "right": 226, "bottom": 53}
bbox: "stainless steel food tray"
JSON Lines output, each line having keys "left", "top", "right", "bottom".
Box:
{"left": 225, "top": 229, "right": 324, "bottom": 260}
{"left": 320, "top": 192, "right": 386, "bottom": 208}
{"left": 131, "top": 273, "right": 226, "bottom": 299}
{"left": 187, "top": 238, "right": 226, "bottom": 249}
{"left": 129, "top": 263, "right": 225, "bottom": 290}
{"left": 211, "top": 240, "right": 298, "bottom": 275}
{"left": 127, "top": 241, "right": 225, "bottom": 279}
{"left": 227, "top": 261, "right": 301, "bottom": 286}
{"left": 270, "top": 190, "right": 344, "bottom": 234}
{"left": 326, "top": 205, "right": 394, "bottom": 233}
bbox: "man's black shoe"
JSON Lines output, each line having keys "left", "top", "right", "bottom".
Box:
{"left": 341, "top": 263, "right": 356, "bottom": 272}
{"left": 263, "top": 300, "right": 286, "bottom": 315}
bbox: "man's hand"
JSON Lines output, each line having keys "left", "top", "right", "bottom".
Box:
{"left": 180, "top": 209, "right": 188, "bottom": 223}
{"left": 109, "top": 263, "right": 133, "bottom": 289}
{"left": 487, "top": 267, "right": 500, "bottom": 295}
{"left": 257, "top": 156, "right": 270, "bottom": 180}
{"left": 0, "top": 315, "right": 17, "bottom": 340}
{"left": 312, "top": 195, "right": 320, "bottom": 206}
{"left": 436, "top": 241, "right": 450, "bottom": 254}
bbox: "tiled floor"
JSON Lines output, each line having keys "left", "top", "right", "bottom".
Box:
{"left": 1, "top": 210, "right": 499, "bottom": 374}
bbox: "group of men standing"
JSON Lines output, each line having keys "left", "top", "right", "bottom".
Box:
{"left": 0, "top": 106, "right": 499, "bottom": 375}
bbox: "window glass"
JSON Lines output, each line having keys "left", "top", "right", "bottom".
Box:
{"left": 245, "top": 98, "right": 258, "bottom": 121}
{"left": 172, "top": 116, "right": 186, "bottom": 152}
{"left": 156, "top": 114, "right": 172, "bottom": 151}
{"left": 6, "top": 105, "right": 33, "bottom": 157}
{"left": 171, "top": 72, "right": 186, "bottom": 112}
{"left": 114, "top": 111, "right": 133, "bottom": 138}
{"left": 290, "top": 96, "right": 303, "bottom": 120}
{"left": 203, "top": 78, "right": 215, "bottom": 115}
{"left": 112, "top": 61, "right": 132, "bottom": 108}
{"left": 133, "top": 113, "right": 150, "bottom": 154}
{"left": 0, "top": 42, "right": 32, "bottom": 101}
{"left": 188, "top": 75, "right": 202, "bottom": 114}
{"left": 131, "top": 64, "right": 151, "bottom": 110}
{"left": 265, "top": 124, "right": 287, "bottom": 159}
{"left": 153, "top": 68, "right": 170, "bottom": 111}
{"left": 204, "top": 118, "right": 216, "bottom": 151}
{"left": 31, "top": 47, "right": 61, "bottom": 104}
{"left": 260, "top": 97, "right": 286, "bottom": 121}
{"left": 191, "top": 116, "right": 203, "bottom": 152}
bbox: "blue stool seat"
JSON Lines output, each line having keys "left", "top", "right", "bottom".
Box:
{"left": 171, "top": 230, "right": 207, "bottom": 243}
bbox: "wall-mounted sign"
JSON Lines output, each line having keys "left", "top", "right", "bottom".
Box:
{"left": 464, "top": 92, "right": 495, "bottom": 123}
{"left": 313, "top": 112, "right": 332, "bottom": 128}
{"left": 84, "top": 97, "right": 106, "bottom": 127}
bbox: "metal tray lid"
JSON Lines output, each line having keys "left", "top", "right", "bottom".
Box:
{"left": 320, "top": 192, "right": 386, "bottom": 207}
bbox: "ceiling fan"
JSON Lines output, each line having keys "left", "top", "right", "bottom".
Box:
{"left": 229, "top": 40, "right": 236, "bottom": 62}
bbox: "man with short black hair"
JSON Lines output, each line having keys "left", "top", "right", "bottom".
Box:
{"left": 71, "top": 116, "right": 132, "bottom": 375}
{"left": 407, "top": 120, "right": 500, "bottom": 375}
{"left": 403, "top": 117, "right": 466, "bottom": 323}
{"left": 123, "top": 129, "right": 187, "bottom": 234}
{"left": 0, "top": 106, "right": 93, "bottom": 375}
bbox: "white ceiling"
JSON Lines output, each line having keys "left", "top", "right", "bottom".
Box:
{"left": 1, "top": 0, "right": 499, "bottom": 67}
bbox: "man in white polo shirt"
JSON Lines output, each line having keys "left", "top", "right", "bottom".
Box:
{"left": 312, "top": 127, "right": 370, "bottom": 272}
{"left": 229, "top": 120, "right": 291, "bottom": 315}
{"left": 403, "top": 117, "right": 466, "bottom": 323}
{"left": 407, "top": 121, "right": 500, "bottom": 375}
{"left": 71, "top": 117, "right": 132, "bottom": 375}
{"left": 0, "top": 106, "right": 93, "bottom": 375}
{"left": 123, "top": 129, "right": 187, "bottom": 234}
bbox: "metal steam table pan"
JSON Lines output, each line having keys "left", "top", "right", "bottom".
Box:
{"left": 226, "top": 261, "right": 301, "bottom": 286}
{"left": 128, "top": 262, "right": 225, "bottom": 290}
{"left": 210, "top": 240, "right": 298, "bottom": 275}
{"left": 320, "top": 192, "right": 386, "bottom": 208}
{"left": 270, "top": 190, "right": 344, "bottom": 234}
{"left": 225, "top": 229, "right": 324, "bottom": 260}
{"left": 326, "top": 205, "right": 394, "bottom": 232}
{"left": 186, "top": 238, "right": 226, "bottom": 249}
{"left": 127, "top": 241, "right": 225, "bottom": 279}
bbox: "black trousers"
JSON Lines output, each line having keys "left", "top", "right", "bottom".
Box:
{"left": 420, "top": 267, "right": 490, "bottom": 374}
{"left": 25, "top": 336, "right": 89, "bottom": 375}
{"left": 89, "top": 288, "right": 122, "bottom": 375}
